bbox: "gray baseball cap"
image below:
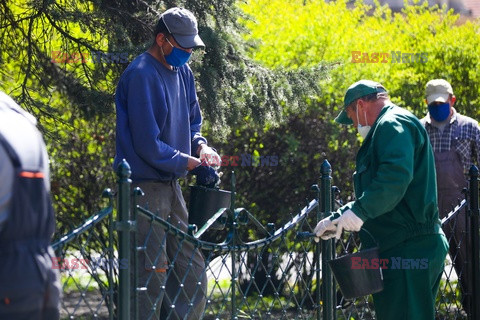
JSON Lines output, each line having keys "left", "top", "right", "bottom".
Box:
{"left": 161, "top": 7, "right": 205, "bottom": 49}
{"left": 425, "top": 79, "right": 453, "bottom": 104}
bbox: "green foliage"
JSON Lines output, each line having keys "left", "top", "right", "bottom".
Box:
{"left": 0, "top": 0, "right": 131, "bottom": 226}
{"left": 240, "top": 0, "right": 480, "bottom": 117}
{"left": 45, "top": 109, "right": 115, "bottom": 234}
{"left": 0, "top": 0, "right": 328, "bottom": 236}
{"left": 214, "top": 108, "right": 356, "bottom": 226}
{"left": 219, "top": 0, "right": 480, "bottom": 218}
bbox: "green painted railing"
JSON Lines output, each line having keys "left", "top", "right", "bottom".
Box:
{"left": 50, "top": 160, "right": 480, "bottom": 320}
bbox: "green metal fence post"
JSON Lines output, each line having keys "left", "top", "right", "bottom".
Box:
{"left": 320, "top": 159, "right": 334, "bottom": 320}
{"left": 312, "top": 183, "right": 321, "bottom": 320}
{"left": 103, "top": 188, "right": 115, "bottom": 320}
{"left": 230, "top": 171, "right": 238, "bottom": 320}
{"left": 116, "top": 160, "right": 133, "bottom": 320}
{"left": 469, "top": 165, "right": 480, "bottom": 319}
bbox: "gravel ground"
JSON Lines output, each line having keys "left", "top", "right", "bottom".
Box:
{"left": 60, "top": 290, "right": 110, "bottom": 320}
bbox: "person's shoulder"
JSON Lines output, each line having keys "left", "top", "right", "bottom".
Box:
{"left": 378, "top": 104, "right": 425, "bottom": 135}
{"left": 456, "top": 113, "right": 479, "bottom": 126}
{"left": 122, "top": 53, "right": 158, "bottom": 79}
{"left": 0, "top": 91, "right": 37, "bottom": 125}
{"left": 382, "top": 104, "right": 418, "bottom": 123}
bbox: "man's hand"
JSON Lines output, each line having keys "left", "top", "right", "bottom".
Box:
{"left": 198, "top": 145, "right": 221, "bottom": 169}
{"left": 190, "top": 160, "right": 220, "bottom": 188}
{"left": 332, "top": 209, "right": 364, "bottom": 239}
{"left": 313, "top": 217, "right": 337, "bottom": 242}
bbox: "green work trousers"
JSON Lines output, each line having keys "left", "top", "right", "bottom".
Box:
{"left": 372, "top": 234, "right": 448, "bottom": 320}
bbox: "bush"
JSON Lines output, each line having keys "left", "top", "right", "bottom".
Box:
{"left": 240, "top": 0, "right": 480, "bottom": 118}
{"left": 209, "top": 0, "right": 480, "bottom": 220}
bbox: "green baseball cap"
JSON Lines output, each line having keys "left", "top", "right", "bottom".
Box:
{"left": 335, "top": 80, "right": 387, "bottom": 125}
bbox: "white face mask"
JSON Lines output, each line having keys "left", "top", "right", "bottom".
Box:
{"left": 356, "top": 104, "right": 371, "bottom": 139}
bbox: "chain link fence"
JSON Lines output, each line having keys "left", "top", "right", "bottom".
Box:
{"left": 51, "top": 160, "right": 480, "bottom": 319}
{"left": 51, "top": 189, "right": 116, "bottom": 320}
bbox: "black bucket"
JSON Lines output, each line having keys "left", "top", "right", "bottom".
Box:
{"left": 327, "top": 231, "right": 384, "bottom": 299}
{"left": 188, "top": 185, "right": 231, "bottom": 229}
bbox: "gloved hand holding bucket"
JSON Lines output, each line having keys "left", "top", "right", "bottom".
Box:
{"left": 312, "top": 208, "right": 384, "bottom": 299}
{"left": 313, "top": 208, "right": 364, "bottom": 241}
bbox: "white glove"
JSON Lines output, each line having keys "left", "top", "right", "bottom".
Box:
{"left": 332, "top": 209, "right": 364, "bottom": 239}
{"left": 313, "top": 217, "right": 337, "bottom": 242}
{"left": 199, "top": 145, "right": 221, "bottom": 170}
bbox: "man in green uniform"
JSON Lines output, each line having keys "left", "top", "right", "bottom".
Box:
{"left": 314, "top": 80, "right": 449, "bottom": 319}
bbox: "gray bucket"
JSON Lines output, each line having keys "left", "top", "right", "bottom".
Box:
{"left": 327, "top": 230, "right": 384, "bottom": 299}
{"left": 188, "top": 185, "right": 231, "bottom": 229}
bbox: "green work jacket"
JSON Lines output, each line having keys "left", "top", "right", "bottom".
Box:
{"left": 340, "top": 104, "right": 443, "bottom": 252}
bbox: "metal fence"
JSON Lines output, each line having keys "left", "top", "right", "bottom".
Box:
{"left": 51, "top": 159, "right": 480, "bottom": 319}
{"left": 52, "top": 189, "right": 116, "bottom": 319}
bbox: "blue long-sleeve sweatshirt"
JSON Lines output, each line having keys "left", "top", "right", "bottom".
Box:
{"left": 113, "top": 52, "right": 206, "bottom": 181}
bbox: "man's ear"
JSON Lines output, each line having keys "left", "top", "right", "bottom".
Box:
{"left": 155, "top": 33, "right": 166, "bottom": 47}
{"left": 357, "top": 99, "right": 365, "bottom": 112}
{"left": 450, "top": 95, "right": 456, "bottom": 106}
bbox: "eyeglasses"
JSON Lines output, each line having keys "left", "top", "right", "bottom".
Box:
{"left": 165, "top": 37, "right": 192, "bottom": 52}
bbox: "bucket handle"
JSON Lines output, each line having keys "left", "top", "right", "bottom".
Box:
{"left": 357, "top": 227, "right": 378, "bottom": 248}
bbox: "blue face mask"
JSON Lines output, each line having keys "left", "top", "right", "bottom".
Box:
{"left": 164, "top": 38, "right": 191, "bottom": 67}
{"left": 428, "top": 102, "right": 450, "bottom": 122}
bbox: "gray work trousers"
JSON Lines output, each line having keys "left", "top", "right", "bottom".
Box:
{"left": 435, "top": 149, "right": 472, "bottom": 315}
{"left": 132, "top": 181, "right": 207, "bottom": 320}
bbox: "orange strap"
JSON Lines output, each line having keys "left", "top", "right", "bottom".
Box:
{"left": 19, "top": 171, "right": 44, "bottom": 178}
{"left": 145, "top": 261, "right": 168, "bottom": 273}
{"left": 145, "top": 267, "right": 167, "bottom": 273}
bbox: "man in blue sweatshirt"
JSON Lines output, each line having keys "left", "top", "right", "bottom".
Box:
{"left": 114, "top": 7, "right": 220, "bottom": 319}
